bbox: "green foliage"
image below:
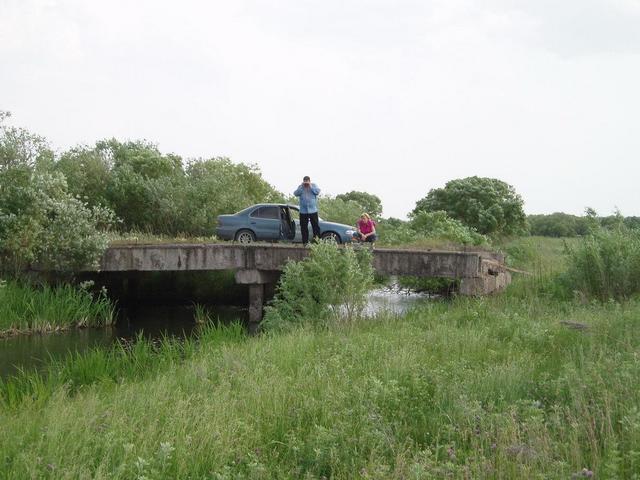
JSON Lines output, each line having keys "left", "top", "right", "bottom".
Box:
{"left": 374, "top": 213, "right": 487, "bottom": 248}
{"left": 0, "top": 170, "right": 114, "bottom": 271}
{"left": 413, "top": 176, "right": 526, "bottom": 236}
{"left": 528, "top": 210, "right": 640, "bottom": 238}
{"left": 57, "top": 139, "right": 283, "bottom": 236}
{"left": 335, "top": 190, "right": 383, "bottom": 217}
{"left": 0, "top": 279, "right": 115, "bottom": 335}
{"left": 1, "top": 115, "right": 116, "bottom": 271}
{"left": 262, "top": 242, "right": 374, "bottom": 330}
{"left": 183, "top": 158, "right": 283, "bottom": 235}
{"left": 55, "top": 143, "right": 113, "bottom": 207}
{"left": 317, "top": 196, "right": 362, "bottom": 226}
{"left": 0, "top": 111, "right": 54, "bottom": 171}
{"left": 410, "top": 210, "right": 488, "bottom": 246}
{"left": 562, "top": 226, "right": 640, "bottom": 302}
{"left": 375, "top": 217, "right": 418, "bottom": 245}
{"left": 528, "top": 212, "right": 591, "bottom": 237}
{"left": 2, "top": 294, "right": 640, "bottom": 477}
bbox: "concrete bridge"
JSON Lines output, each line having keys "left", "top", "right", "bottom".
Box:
{"left": 99, "top": 243, "right": 511, "bottom": 323}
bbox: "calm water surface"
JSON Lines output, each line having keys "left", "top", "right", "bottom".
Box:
{"left": 0, "top": 285, "right": 432, "bottom": 379}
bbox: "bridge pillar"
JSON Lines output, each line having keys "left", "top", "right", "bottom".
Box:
{"left": 235, "top": 269, "right": 280, "bottom": 325}
{"left": 460, "top": 271, "right": 512, "bottom": 296}
{"left": 248, "top": 284, "right": 264, "bottom": 324}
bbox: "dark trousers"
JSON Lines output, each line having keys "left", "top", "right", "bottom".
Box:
{"left": 300, "top": 212, "right": 320, "bottom": 245}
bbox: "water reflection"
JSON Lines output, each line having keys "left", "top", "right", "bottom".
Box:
{"left": 0, "top": 287, "right": 434, "bottom": 379}
{"left": 0, "top": 304, "right": 247, "bottom": 378}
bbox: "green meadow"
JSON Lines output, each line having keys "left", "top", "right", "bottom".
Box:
{"left": 1, "top": 237, "right": 639, "bottom": 479}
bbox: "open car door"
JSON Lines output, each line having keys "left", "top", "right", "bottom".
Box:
{"left": 280, "top": 206, "right": 296, "bottom": 241}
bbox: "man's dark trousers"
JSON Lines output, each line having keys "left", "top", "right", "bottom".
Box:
{"left": 300, "top": 212, "right": 320, "bottom": 245}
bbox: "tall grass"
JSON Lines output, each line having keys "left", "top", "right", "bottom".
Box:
{"left": 563, "top": 227, "right": 640, "bottom": 301}
{"left": 0, "top": 321, "right": 246, "bottom": 409}
{"left": 1, "top": 295, "right": 639, "bottom": 478}
{"left": 0, "top": 279, "right": 115, "bottom": 335}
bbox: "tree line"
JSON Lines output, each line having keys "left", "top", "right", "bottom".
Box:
{"left": 2, "top": 111, "right": 632, "bottom": 270}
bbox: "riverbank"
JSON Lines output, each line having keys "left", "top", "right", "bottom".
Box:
{"left": 0, "top": 280, "right": 115, "bottom": 338}
{"left": 1, "top": 286, "right": 638, "bottom": 478}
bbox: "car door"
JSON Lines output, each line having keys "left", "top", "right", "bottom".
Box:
{"left": 248, "top": 206, "right": 281, "bottom": 240}
{"left": 281, "top": 206, "right": 296, "bottom": 240}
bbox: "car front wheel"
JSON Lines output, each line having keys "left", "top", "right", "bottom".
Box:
{"left": 321, "top": 231, "right": 341, "bottom": 244}
{"left": 235, "top": 229, "right": 256, "bottom": 244}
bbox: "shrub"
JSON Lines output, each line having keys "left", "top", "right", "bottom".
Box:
{"left": 0, "top": 172, "right": 114, "bottom": 272}
{"left": 562, "top": 227, "right": 640, "bottom": 302}
{"left": 262, "top": 242, "right": 374, "bottom": 331}
{"left": 409, "top": 211, "right": 487, "bottom": 246}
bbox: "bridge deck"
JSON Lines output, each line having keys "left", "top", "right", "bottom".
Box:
{"left": 101, "top": 243, "right": 491, "bottom": 278}
{"left": 98, "top": 243, "right": 510, "bottom": 323}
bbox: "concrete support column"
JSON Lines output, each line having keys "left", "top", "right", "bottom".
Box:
{"left": 235, "top": 269, "right": 281, "bottom": 326}
{"left": 248, "top": 284, "right": 265, "bottom": 324}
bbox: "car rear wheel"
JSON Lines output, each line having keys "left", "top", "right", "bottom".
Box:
{"left": 321, "top": 231, "right": 341, "bottom": 244}
{"left": 235, "top": 229, "right": 256, "bottom": 244}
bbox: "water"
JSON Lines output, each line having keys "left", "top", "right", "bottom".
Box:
{"left": 0, "top": 286, "right": 432, "bottom": 379}
{"left": 0, "top": 304, "right": 247, "bottom": 379}
{"left": 363, "top": 283, "right": 435, "bottom": 317}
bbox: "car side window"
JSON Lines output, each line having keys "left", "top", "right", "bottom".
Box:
{"left": 250, "top": 206, "right": 280, "bottom": 219}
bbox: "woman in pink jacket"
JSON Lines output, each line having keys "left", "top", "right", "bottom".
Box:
{"left": 353, "top": 213, "right": 377, "bottom": 243}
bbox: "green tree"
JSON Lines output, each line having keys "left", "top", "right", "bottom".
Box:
{"left": 318, "top": 196, "right": 362, "bottom": 226}
{"left": 0, "top": 114, "right": 114, "bottom": 271}
{"left": 412, "top": 176, "right": 526, "bottom": 236}
{"left": 0, "top": 111, "right": 54, "bottom": 172}
{"left": 55, "top": 144, "right": 113, "bottom": 207}
{"left": 101, "top": 139, "right": 187, "bottom": 233}
{"left": 335, "top": 191, "right": 383, "bottom": 217}
{"left": 183, "top": 158, "right": 282, "bottom": 235}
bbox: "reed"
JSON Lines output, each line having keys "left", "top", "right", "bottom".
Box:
{"left": 0, "top": 280, "right": 115, "bottom": 336}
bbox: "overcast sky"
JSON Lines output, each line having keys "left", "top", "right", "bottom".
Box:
{"left": 2, "top": 0, "right": 639, "bottom": 218}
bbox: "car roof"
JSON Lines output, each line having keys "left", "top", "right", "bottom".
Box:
{"left": 245, "top": 203, "right": 298, "bottom": 209}
{"left": 236, "top": 203, "right": 298, "bottom": 214}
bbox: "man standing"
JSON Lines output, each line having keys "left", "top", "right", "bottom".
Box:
{"left": 294, "top": 175, "right": 321, "bottom": 245}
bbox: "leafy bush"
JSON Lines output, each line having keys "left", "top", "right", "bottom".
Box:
{"left": 562, "top": 226, "right": 640, "bottom": 302}
{"left": 262, "top": 242, "right": 374, "bottom": 331}
{"left": 0, "top": 169, "right": 114, "bottom": 271}
{"left": 1, "top": 114, "right": 117, "bottom": 271}
{"left": 375, "top": 218, "right": 418, "bottom": 245}
{"left": 409, "top": 211, "right": 487, "bottom": 246}
{"left": 413, "top": 176, "right": 526, "bottom": 236}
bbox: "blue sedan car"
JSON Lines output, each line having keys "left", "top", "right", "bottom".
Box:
{"left": 216, "top": 204, "right": 357, "bottom": 244}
